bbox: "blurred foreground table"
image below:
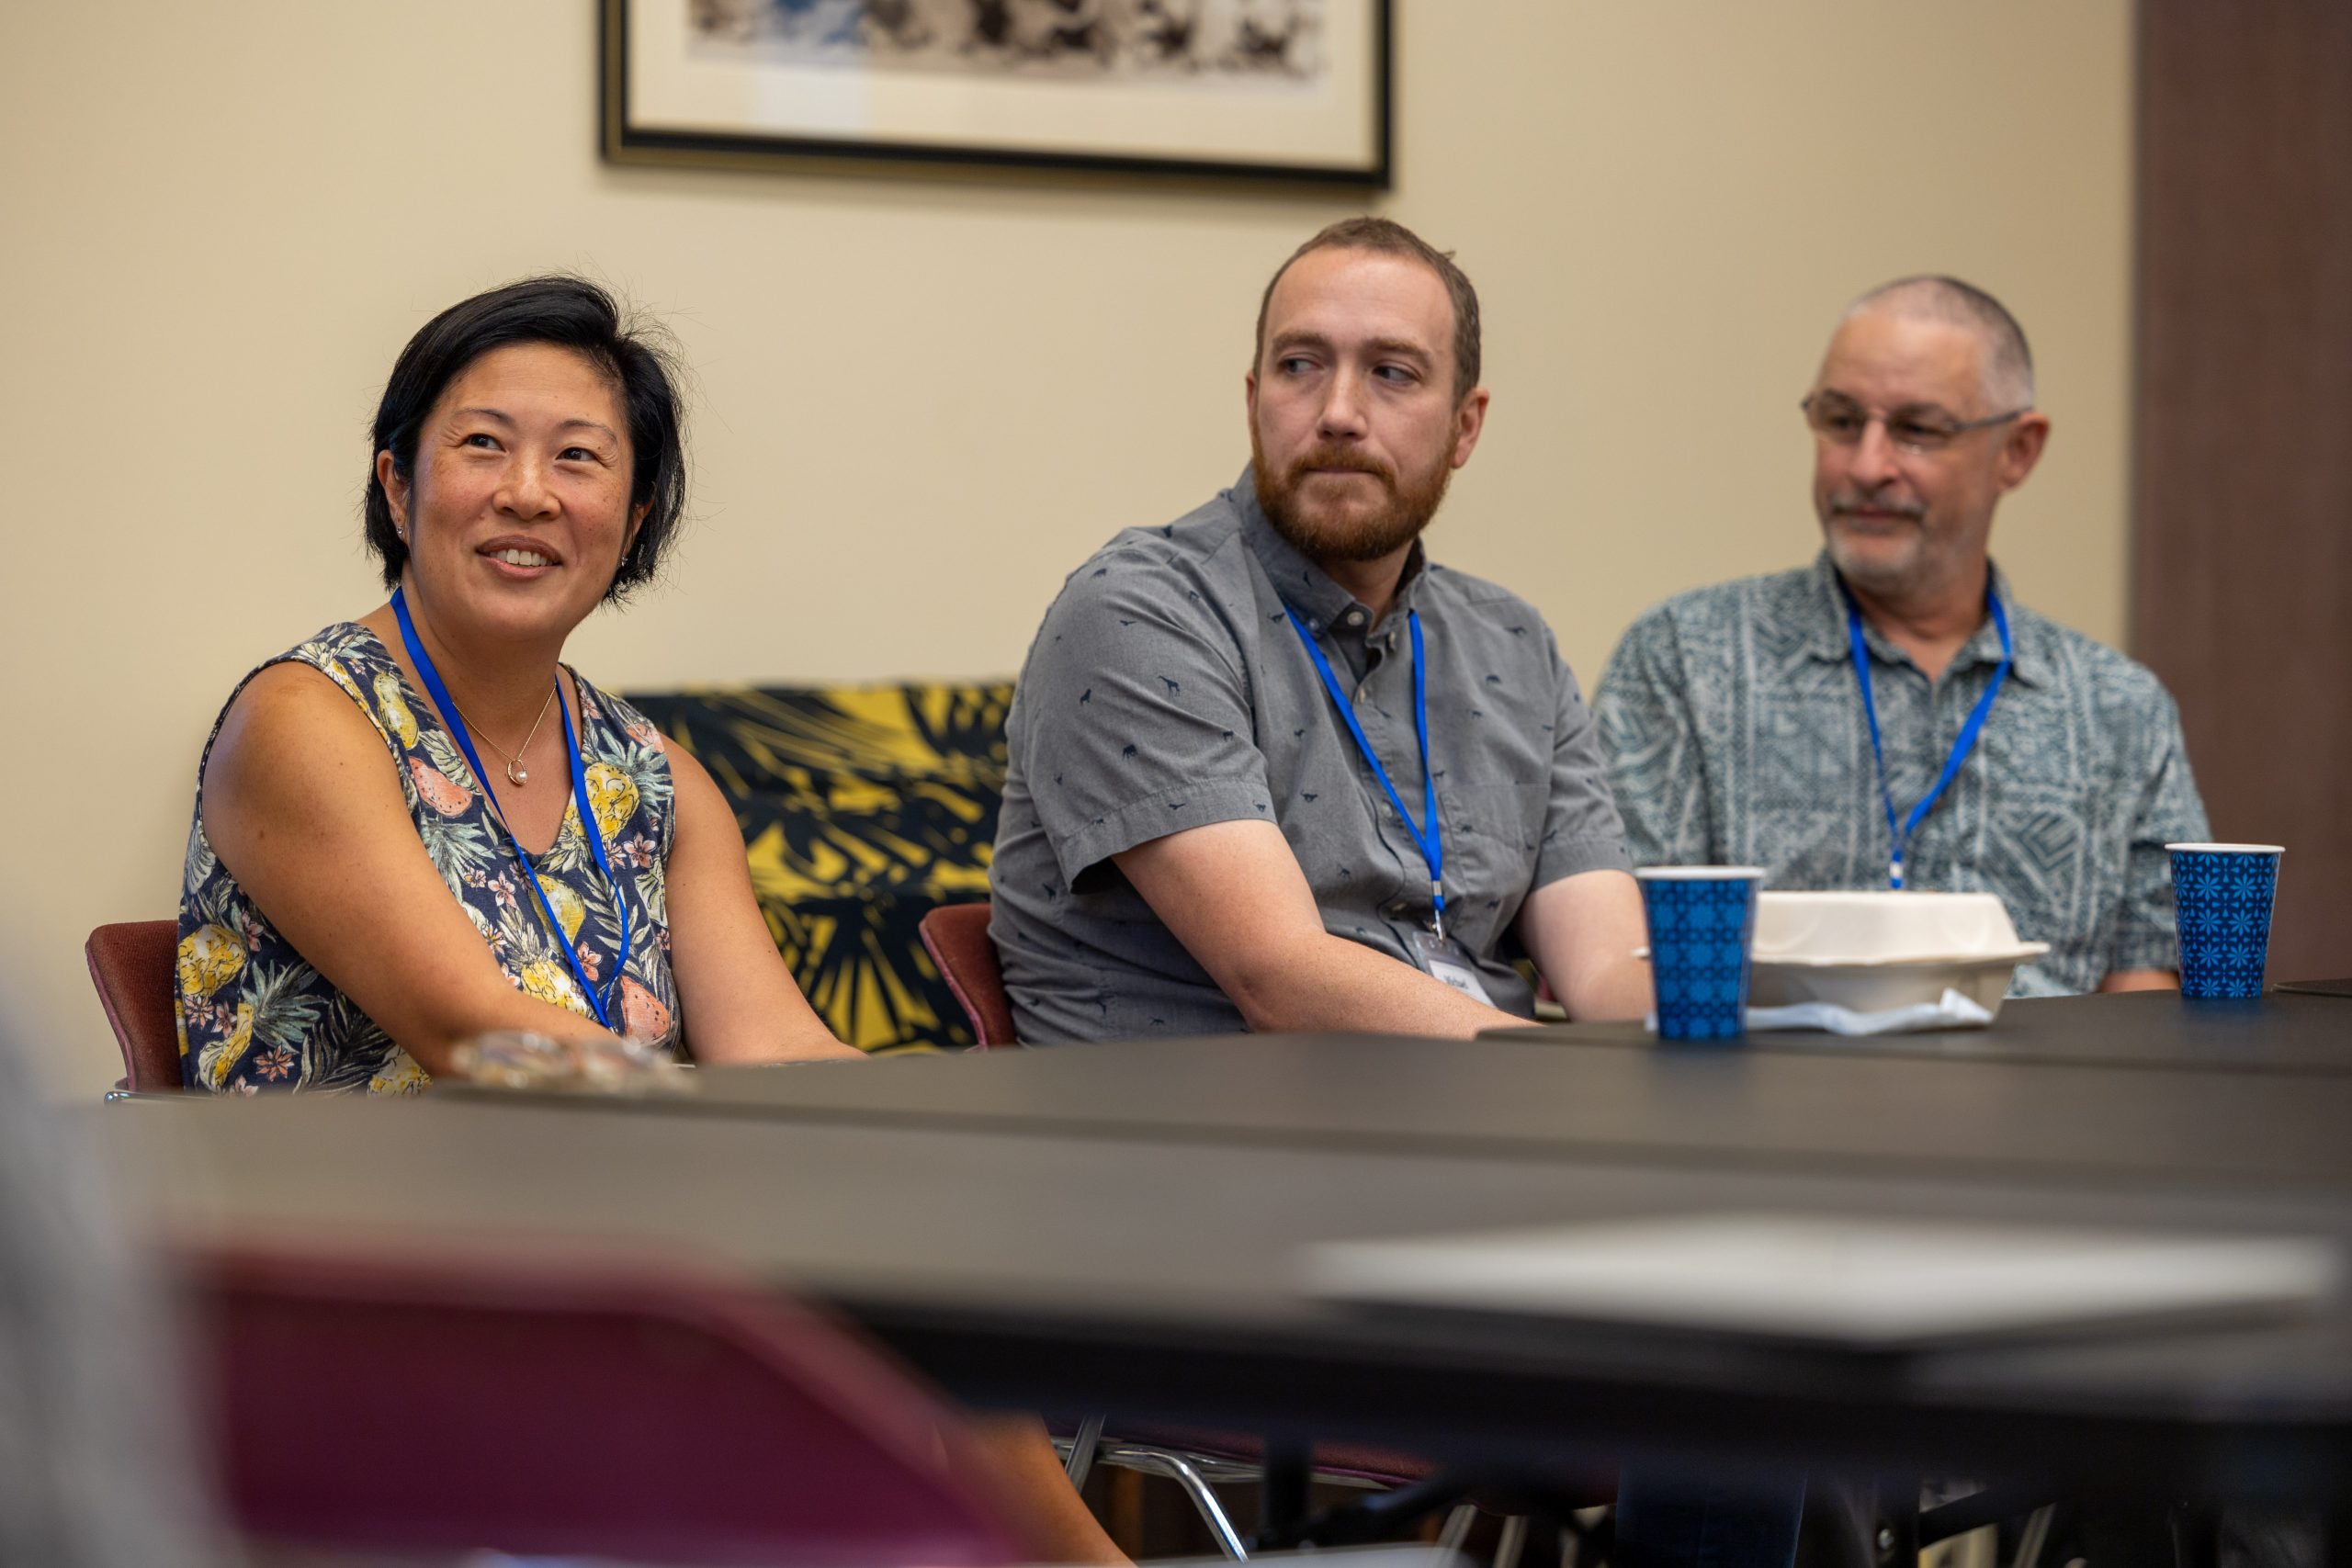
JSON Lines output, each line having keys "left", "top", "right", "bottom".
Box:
{"left": 94, "top": 1019, "right": 2352, "bottom": 1511}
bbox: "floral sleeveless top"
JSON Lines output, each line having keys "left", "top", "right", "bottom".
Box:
{"left": 177, "top": 623, "right": 681, "bottom": 1094}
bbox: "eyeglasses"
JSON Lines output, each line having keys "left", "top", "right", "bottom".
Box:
{"left": 1801, "top": 392, "right": 2031, "bottom": 455}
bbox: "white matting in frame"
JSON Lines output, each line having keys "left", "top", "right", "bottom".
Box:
{"left": 605, "top": 0, "right": 1390, "bottom": 186}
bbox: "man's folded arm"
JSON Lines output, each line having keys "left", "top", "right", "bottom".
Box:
{"left": 1513, "top": 866, "right": 1651, "bottom": 1022}
{"left": 1113, "top": 818, "right": 1531, "bottom": 1038}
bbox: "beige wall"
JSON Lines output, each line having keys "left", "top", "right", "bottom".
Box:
{"left": 0, "top": 2, "right": 2133, "bottom": 1093}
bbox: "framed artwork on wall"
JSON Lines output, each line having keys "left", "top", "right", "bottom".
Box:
{"left": 602, "top": 0, "right": 1390, "bottom": 187}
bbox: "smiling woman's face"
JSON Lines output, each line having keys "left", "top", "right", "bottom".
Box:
{"left": 375, "top": 342, "right": 645, "bottom": 649}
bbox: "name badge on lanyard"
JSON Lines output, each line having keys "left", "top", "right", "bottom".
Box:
{"left": 1285, "top": 605, "right": 1487, "bottom": 1003}
{"left": 1408, "top": 928, "right": 1497, "bottom": 1007}
{"left": 391, "top": 587, "right": 630, "bottom": 1032}
{"left": 1844, "top": 581, "right": 2012, "bottom": 891}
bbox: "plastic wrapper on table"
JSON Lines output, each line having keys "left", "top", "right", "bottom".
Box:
{"left": 447, "top": 1031, "right": 698, "bottom": 1095}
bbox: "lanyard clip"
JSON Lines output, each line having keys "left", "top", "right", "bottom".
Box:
{"left": 1430, "top": 880, "right": 1446, "bottom": 942}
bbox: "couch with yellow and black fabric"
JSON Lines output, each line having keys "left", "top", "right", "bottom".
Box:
{"left": 620, "top": 682, "right": 1011, "bottom": 1053}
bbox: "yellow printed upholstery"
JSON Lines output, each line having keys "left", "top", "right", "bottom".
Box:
{"left": 621, "top": 682, "right": 1011, "bottom": 1053}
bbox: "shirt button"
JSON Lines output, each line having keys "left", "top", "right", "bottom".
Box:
{"left": 1343, "top": 608, "right": 1365, "bottom": 626}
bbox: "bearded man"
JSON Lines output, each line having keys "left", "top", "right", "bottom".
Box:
{"left": 989, "top": 217, "right": 1649, "bottom": 1043}
{"left": 1597, "top": 276, "right": 2209, "bottom": 995}
{"left": 988, "top": 219, "right": 1801, "bottom": 1568}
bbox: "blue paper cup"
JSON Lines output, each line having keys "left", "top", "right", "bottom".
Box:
{"left": 2167, "top": 843, "right": 2284, "bottom": 999}
{"left": 1636, "top": 867, "right": 1766, "bottom": 1040}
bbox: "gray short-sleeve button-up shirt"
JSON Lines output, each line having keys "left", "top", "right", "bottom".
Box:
{"left": 991, "top": 470, "right": 1631, "bottom": 1042}
{"left": 1594, "top": 555, "right": 2210, "bottom": 996}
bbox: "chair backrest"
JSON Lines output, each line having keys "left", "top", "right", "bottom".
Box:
{"left": 919, "top": 902, "right": 1017, "bottom": 1048}
{"left": 84, "top": 920, "right": 182, "bottom": 1093}
{"left": 185, "top": 1240, "right": 1026, "bottom": 1567}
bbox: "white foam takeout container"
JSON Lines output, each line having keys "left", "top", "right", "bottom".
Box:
{"left": 1747, "top": 890, "right": 2048, "bottom": 1022}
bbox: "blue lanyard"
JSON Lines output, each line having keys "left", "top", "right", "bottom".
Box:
{"left": 1844, "top": 583, "right": 2012, "bottom": 890}
{"left": 390, "top": 587, "right": 628, "bottom": 1032}
{"left": 1285, "top": 607, "right": 1448, "bottom": 939}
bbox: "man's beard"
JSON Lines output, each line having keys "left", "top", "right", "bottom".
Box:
{"left": 1250, "top": 430, "right": 1453, "bottom": 564}
{"left": 1819, "top": 489, "right": 1930, "bottom": 595}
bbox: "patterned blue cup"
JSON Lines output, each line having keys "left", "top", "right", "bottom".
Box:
{"left": 1637, "top": 867, "right": 1766, "bottom": 1041}
{"left": 2167, "top": 843, "right": 2284, "bottom": 999}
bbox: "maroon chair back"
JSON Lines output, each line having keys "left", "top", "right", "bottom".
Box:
{"left": 186, "top": 1241, "right": 1026, "bottom": 1567}
{"left": 85, "top": 920, "right": 182, "bottom": 1092}
{"left": 919, "top": 902, "right": 1017, "bottom": 1048}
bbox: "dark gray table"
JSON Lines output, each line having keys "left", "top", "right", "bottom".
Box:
{"left": 1497, "top": 988, "right": 2352, "bottom": 1079}
{"left": 97, "top": 1040, "right": 2352, "bottom": 1508}
{"left": 2278, "top": 977, "right": 2352, "bottom": 999}
{"left": 477, "top": 1019, "right": 2352, "bottom": 1193}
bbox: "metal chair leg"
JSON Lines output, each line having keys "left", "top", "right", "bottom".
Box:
{"left": 1063, "top": 1413, "right": 1106, "bottom": 1488}
{"left": 1437, "top": 1501, "right": 1480, "bottom": 1557}
{"left": 1566, "top": 1504, "right": 1612, "bottom": 1567}
{"left": 1495, "top": 1513, "right": 1529, "bottom": 1568}
{"left": 1097, "top": 1444, "right": 1250, "bottom": 1560}
{"left": 2011, "top": 1504, "right": 2054, "bottom": 1568}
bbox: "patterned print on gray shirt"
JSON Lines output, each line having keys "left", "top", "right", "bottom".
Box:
{"left": 1594, "top": 555, "right": 2210, "bottom": 997}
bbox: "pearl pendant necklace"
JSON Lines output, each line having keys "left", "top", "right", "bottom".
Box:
{"left": 450, "top": 678, "right": 559, "bottom": 789}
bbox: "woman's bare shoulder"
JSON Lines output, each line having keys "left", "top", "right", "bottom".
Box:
{"left": 204, "top": 658, "right": 400, "bottom": 806}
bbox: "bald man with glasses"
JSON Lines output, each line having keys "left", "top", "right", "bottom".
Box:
{"left": 1596, "top": 276, "right": 2209, "bottom": 996}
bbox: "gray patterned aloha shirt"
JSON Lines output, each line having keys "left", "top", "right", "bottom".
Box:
{"left": 990, "top": 468, "right": 1631, "bottom": 1042}
{"left": 1595, "top": 555, "right": 2210, "bottom": 997}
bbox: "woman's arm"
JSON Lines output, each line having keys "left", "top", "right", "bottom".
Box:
{"left": 201, "top": 663, "right": 623, "bottom": 1074}
{"left": 659, "top": 743, "right": 863, "bottom": 1065}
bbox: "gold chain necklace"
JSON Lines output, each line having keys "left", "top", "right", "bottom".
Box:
{"left": 448, "top": 678, "right": 559, "bottom": 787}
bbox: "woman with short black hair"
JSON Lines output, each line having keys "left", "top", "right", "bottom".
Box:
{"left": 179, "top": 275, "right": 858, "bottom": 1092}
{"left": 175, "top": 275, "right": 1126, "bottom": 1562}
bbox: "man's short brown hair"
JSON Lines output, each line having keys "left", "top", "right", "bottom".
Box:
{"left": 1252, "top": 216, "right": 1483, "bottom": 402}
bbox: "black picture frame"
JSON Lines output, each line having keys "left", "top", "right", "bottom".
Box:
{"left": 602, "top": 0, "right": 1391, "bottom": 189}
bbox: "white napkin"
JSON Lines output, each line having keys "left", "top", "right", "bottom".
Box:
{"left": 1645, "top": 988, "right": 1994, "bottom": 1037}
{"left": 1744, "top": 987, "right": 1994, "bottom": 1035}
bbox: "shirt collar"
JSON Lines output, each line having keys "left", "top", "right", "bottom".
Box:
{"left": 1232, "top": 465, "right": 1429, "bottom": 636}
{"left": 1800, "top": 551, "right": 2049, "bottom": 688}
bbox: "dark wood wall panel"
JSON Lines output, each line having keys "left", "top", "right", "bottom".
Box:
{"left": 2134, "top": 0, "right": 2352, "bottom": 980}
